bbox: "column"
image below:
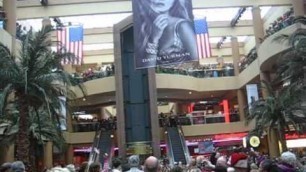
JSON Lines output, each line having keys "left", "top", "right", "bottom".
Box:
{"left": 100, "top": 107, "right": 107, "bottom": 119}
{"left": 66, "top": 112, "right": 73, "bottom": 132}
{"left": 237, "top": 89, "right": 247, "bottom": 121}
{"left": 114, "top": 23, "right": 126, "bottom": 156}
{"left": 148, "top": 68, "right": 160, "bottom": 158}
{"left": 42, "top": 18, "right": 52, "bottom": 27}
{"left": 43, "top": 141, "right": 53, "bottom": 169}
{"left": 292, "top": 0, "right": 305, "bottom": 16}
{"left": 65, "top": 144, "right": 74, "bottom": 164}
{"left": 252, "top": 6, "right": 265, "bottom": 48}
{"left": 63, "top": 65, "right": 76, "bottom": 74}
{"left": 231, "top": 36, "right": 240, "bottom": 76}
{"left": 170, "top": 103, "right": 179, "bottom": 114}
{"left": 3, "top": 0, "right": 17, "bottom": 52}
{"left": 3, "top": 0, "right": 17, "bottom": 36}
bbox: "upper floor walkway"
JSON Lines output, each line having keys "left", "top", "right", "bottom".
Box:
{"left": 71, "top": 23, "right": 303, "bottom": 102}
{"left": 0, "top": 21, "right": 303, "bottom": 106}
{"left": 0, "top": 11, "right": 302, "bottom": 144}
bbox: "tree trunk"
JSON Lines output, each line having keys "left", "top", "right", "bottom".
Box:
{"left": 278, "top": 128, "right": 288, "bottom": 153}
{"left": 30, "top": 137, "right": 38, "bottom": 172}
{"left": 16, "top": 94, "right": 30, "bottom": 168}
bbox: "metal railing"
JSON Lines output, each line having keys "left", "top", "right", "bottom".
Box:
{"left": 159, "top": 113, "right": 240, "bottom": 127}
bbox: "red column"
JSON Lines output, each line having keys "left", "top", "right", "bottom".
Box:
{"left": 223, "top": 99, "right": 230, "bottom": 123}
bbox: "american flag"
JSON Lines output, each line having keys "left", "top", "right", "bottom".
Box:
{"left": 57, "top": 25, "right": 84, "bottom": 65}
{"left": 194, "top": 18, "right": 212, "bottom": 59}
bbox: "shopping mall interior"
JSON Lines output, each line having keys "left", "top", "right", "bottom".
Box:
{"left": 1, "top": 0, "right": 306, "bottom": 171}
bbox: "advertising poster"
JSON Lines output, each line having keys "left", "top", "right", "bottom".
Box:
{"left": 58, "top": 96, "right": 67, "bottom": 131}
{"left": 246, "top": 84, "right": 259, "bottom": 107}
{"left": 132, "top": 0, "right": 198, "bottom": 69}
{"left": 198, "top": 141, "right": 214, "bottom": 154}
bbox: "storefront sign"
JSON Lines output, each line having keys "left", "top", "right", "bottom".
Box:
{"left": 126, "top": 142, "right": 152, "bottom": 155}
{"left": 214, "top": 132, "right": 247, "bottom": 140}
{"left": 285, "top": 133, "right": 306, "bottom": 140}
{"left": 198, "top": 141, "right": 214, "bottom": 153}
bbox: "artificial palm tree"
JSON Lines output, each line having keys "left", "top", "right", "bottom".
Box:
{"left": 246, "top": 19, "right": 306, "bottom": 152}
{"left": 0, "top": 106, "right": 66, "bottom": 170}
{"left": 0, "top": 25, "right": 84, "bottom": 165}
{"left": 245, "top": 81, "right": 306, "bottom": 152}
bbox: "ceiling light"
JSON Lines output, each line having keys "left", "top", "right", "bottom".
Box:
{"left": 82, "top": 98, "right": 86, "bottom": 101}
{"left": 189, "top": 92, "right": 192, "bottom": 95}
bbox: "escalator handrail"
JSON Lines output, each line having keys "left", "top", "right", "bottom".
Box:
{"left": 87, "top": 128, "right": 103, "bottom": 171}
{"left": 165, "top": 127, "right": 175, "bottom": 167}
{"left": 177, "top": 125, "right": 192, "bottom": 165}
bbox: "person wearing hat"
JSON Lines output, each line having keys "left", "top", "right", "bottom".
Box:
{"left": 10, "top": 161, "right": 25, "bottom": 172}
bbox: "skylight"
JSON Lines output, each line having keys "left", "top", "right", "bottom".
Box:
{"left": 209, "top": 36, "right": 249, "bottom": 44}
{"left": 51, "top": 43, "right": 114, "bottom": 52}
{"left": 18, "top": 7, "right": 271, "bottom": 30}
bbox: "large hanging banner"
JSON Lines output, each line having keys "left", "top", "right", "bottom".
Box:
{"left": 132, "top": 0, "right": 198, "bottom": 69}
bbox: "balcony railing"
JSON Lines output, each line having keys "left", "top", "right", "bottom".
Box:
{"left": 72, "top": 71, "right": 114, "bottom": 84}
{"left": 264, "top": 8, "right": 294, "bottom": 40}
{"left": 156, "top": 66, "right": 235, "bottom": 78}
{"left": 159, "top": 113, "right": 240, "bottom": 127}
{"left": 72, "top": 121, "right": 116, "bottom": 132}
{"left": 71, "top": 113, "right": 240, "bottom": 132}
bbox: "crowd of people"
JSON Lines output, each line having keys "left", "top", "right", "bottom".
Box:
{"left": 72, "top": 62, "right": 235, "bottom": 84}
{"left": 239, "top": 47, "right": 257, "bottom": 73}
{"left": 264, "top": 8, "right": 295, "bottom": 40}
{"left": 3, "top": 148, "right": 306, "bottom": 172}
{"left": 72, "top": 64, "right": 115, "bottom": 83}
{"left": 158, "top": 111, "right": 240, "bottom": 127}
{"left": 238, "top": 8, "right": 295, "bottom": 73}
{"left": 72, "top": 116, "right": 117, "bottom": 132}
{"left": 156, "top": 63, "right": 235, "bottom": 78}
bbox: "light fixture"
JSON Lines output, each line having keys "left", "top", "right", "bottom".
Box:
{"left": 82, "top": 98, "right": 86, "bottom": 101}
{"left": 230, "top": 7, "right": 247, "bottom": 27}
{"left": 189, "top": 91, "right": 192, "bottom": 95}
{"left": 53, "top": 17, "right": 64, "bottom": 28}
{"left": 110, "top": 134, "right": 114, "bottom": 138}
{"left": 40, "top": 0, "right": 48, "bottom": 6}
{"left": 216, "top": 36, "right": 227, "bottom": 49}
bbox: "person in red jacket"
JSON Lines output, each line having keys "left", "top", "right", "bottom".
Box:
{"left": 227, "top": 147, "right": 248, "bottom": 172}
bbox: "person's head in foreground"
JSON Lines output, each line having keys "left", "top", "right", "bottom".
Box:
{"left": 144, "top": 156, "right": 160, "bottom": 172}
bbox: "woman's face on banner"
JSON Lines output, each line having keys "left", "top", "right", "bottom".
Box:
{"left": 149, "top": 0, "right": 175, "bottom": 14}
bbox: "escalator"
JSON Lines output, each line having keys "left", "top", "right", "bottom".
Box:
{"left": 88, "top": 129, "right": 114, "bottom": 170}
{"left": 165, "top": 126, "right": 191, "bottom": 166}
{"left": 98, "top": 130, "right": 114, "bottom": 169}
